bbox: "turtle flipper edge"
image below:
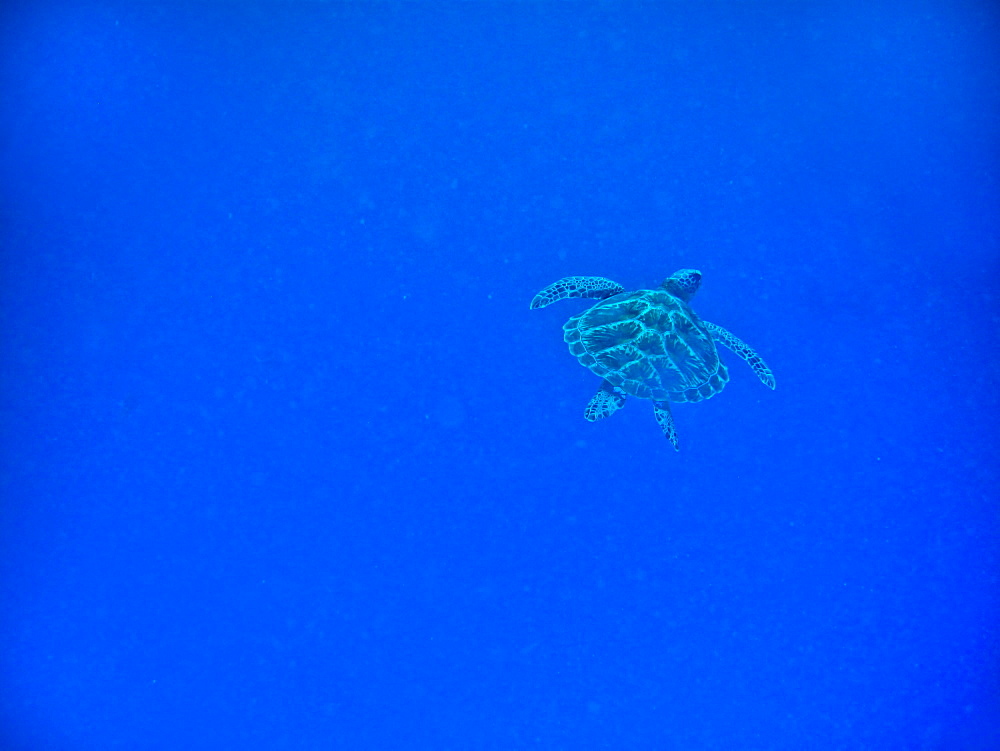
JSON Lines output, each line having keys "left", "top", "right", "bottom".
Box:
{"left": 652, "top": 401, "right": 679, "bottom": 450}
{"left": 703, "top": 321, "right": 776, "bottom": 390}
{"left": 584, "top": 380, "right": 626, "bottom": 421}
{"left": 530, "top": 277, "right": 626, "bottom": 310}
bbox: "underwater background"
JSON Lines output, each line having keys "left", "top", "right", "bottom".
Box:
{"left": 2, "top": 2, "right": 998, "bottom": 749}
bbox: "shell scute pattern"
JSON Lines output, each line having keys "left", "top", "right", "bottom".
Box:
{"left": 593, "top": 348, "right": 627, "bottom": 373}
{"left": 637, "top": 304, "right": 672, "bottom": 332}
{"left": 581, "top": 297, "right": 645, "bottom": 327}
{"left": 581, "top": 321, "right": 643, "bottom": 354}
{"left": 564, "top": 289, "right": 724, "bottom": 402}
{"left": 633, "top": 329, "right": 666, "bottom": 357}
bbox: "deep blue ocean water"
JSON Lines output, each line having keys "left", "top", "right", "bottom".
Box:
{"left": 2, "top": 3, "right": 998, "bottom": 749}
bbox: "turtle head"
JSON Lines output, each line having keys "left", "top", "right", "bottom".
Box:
{"left": 661, "top": 269, "right": 702, "bottom": 301}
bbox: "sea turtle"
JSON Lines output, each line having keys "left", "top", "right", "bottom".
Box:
{"left": 530, "top": 269, "right": 775, "bottom": 450}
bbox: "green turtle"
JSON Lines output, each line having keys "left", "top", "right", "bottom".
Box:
{"left": 530, "top": 269, "right": 775, "bottom": 450}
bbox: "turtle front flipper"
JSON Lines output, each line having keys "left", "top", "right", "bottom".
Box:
{"left": 584, "top": 380, "right": 626, "bottom": 421}
{"left": 652, "top": 401, "right": 679, "bottom": 450}
{"left": 703, "top": 321, "right": 776, "bottom": 390}
{"left": 530, "top": 276, "right": 626, "bottom": 310}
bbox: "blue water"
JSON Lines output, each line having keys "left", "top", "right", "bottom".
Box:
{"left": 2, "top": 3, "right": 997, "bottom": 749}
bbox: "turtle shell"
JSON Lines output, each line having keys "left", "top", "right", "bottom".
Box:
{"left": 562, "top": 289, "right": 729, "bottom": 403}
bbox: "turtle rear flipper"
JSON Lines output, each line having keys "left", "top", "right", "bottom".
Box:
{"left": 584, "top": 380, "right": 626, "bottom": 421}
{"left": 530, "top": 277, "right": 625, "bottom": 310}
{"left": 653, "top": 401, "right": 679, "bottom": 450}
{"left": 703, "top": 321, "right": 775, "bottom": 390}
